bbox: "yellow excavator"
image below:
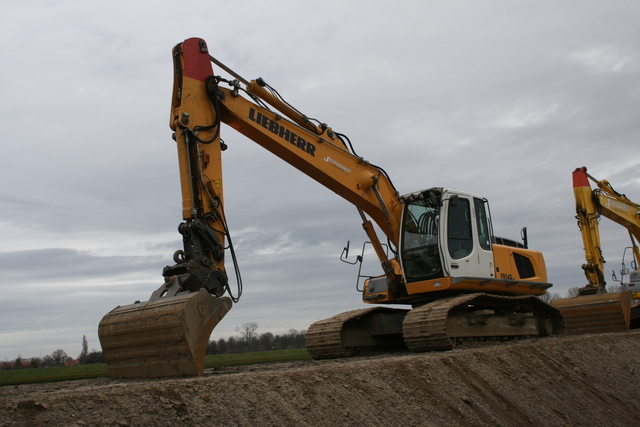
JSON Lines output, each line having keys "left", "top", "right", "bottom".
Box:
{"left": 98, "top": 38, "right": 565, "bottom": 379}
{"left": 552, "top": 167, "right": 640, "bottom": 334}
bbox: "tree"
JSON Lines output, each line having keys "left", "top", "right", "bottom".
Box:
{"left": 79, "top": 335, "right": 89, "bottom": 364}
{"left": 14, "top": 355, "right": 23, "bottom": 369}
{"left": 567, "top": 286, "right": 581, "bottom": 298}
{"left": 41, "top": 355, "right": 54, "bottom": 368}
{"left": 235, "top": 322, "right": 259, "bottom": 349}
{"left": 217, "top": 338, "right": 228, "bottom": 354}
{"left": 288, "top": 329, "right": 307, "bottom": 349}
{"left": 227, "top": 336, "right": 239, "bottom": 353}
{"left": 538, "top": 292, "right": 561, "bottom": 303}
{"left": 207, "top": 340, "right": 218, "bottom": 355}
{"left": 30, "top": 357, "right": 41, "bottom": 369}
{"left": 51, "top": 349, "right": 71, "bottom": 366}
{"left": 271, "top": 329, "right": 306, "bottom": 350}
{"left": 85, "top": 350, "right": 105, "bottom": 364}
{"left": 259, "top": 332, "right": 274, "bottom": 351}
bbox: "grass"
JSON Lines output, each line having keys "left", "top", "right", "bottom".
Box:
{"left": 0, "top": 349, "right": 311, "bottom": 387}
{"left": 0, "top": 363, "right": 109, "bottom": 387}
{"left": 204, "top": 348, "right": 311, "bottom": 368}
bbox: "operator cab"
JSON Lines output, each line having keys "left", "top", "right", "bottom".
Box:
{"left": 399, "top": 188, "right": 494, "bottom": 284}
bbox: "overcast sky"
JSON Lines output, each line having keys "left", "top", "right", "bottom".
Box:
{"left": 1, "top": 1, "right": 639, "bottom": 361}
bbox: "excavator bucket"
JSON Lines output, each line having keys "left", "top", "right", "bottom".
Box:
{"left": 551, "top": 291, "right": 636, "bottom": 335}
{"left": 98, "top": 289, "right": 231, "bottom": 379}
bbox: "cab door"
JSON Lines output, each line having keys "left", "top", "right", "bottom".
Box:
{"left": 441, "top": 193, "right": 494, "bottom": 279}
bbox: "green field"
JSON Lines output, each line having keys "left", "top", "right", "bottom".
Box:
{"left": 204, "top": 348, "right": 311, "bottom": 368}
{"left": 0, "top": 349, "right": 311, "bottom": 387}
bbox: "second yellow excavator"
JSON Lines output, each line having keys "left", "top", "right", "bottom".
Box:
{"left": 552, "top": 167, "right": 640, "bottom": 334}
{"left": 98, "top": 38, "right": 565, "bottom": 379}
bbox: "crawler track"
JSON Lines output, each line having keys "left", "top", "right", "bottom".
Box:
{"left": 306, "top": 293, "right": 565, "bottom": 359}
{"left": 306, "top": 307, "right": 408, "bottom": 359}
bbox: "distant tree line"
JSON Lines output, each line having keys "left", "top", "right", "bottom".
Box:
{"left": 1, "top": 335, "right": 104, "bottom": 371}
{"left": 3, "top": 325, "right": 305, "bottom": 370}
{"left": 207, "top": 322, "right": 307, "bottom": 355}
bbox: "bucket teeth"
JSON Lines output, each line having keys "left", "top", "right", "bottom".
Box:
{"left": 98, "top": 289, "right": 231, "bottom": 379}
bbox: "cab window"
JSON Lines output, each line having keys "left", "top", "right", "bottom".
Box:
{"left": 401, "top": 200, "right": 442, "bottom": 281}
{"left": 474, "top": 197, "right": 491, "bottom": 251}
{"left": 447, "top": 197, "right": 473, "bottom": 259}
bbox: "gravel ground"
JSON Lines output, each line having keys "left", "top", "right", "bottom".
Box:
{"left": 2, "top": 331, "right": 640, "bottom": 426}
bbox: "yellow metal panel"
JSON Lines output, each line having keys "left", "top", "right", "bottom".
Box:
{"left": 405, "top": 277, "right": 453, "bottom": 295}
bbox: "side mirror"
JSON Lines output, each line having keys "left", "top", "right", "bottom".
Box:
{"left": 340, "top": 241, "right": 362, "bottom": 265}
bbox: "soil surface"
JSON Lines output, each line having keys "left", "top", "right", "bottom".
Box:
{"left": 2, "top": 331, "right": 640, "bottom": 426}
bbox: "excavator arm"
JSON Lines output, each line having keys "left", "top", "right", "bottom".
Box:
{"left": 98, "top": 38, "right": 406, "bottom": 378}
{"left": 590, "top": 175, "right": 640, "bottom": 273}
{"left": 552, "top": 167, "right": 640, "bottom": 335}
{"left": 572, "top": 166, "right": 640, "bottom": 294}
{"left": 170, "top": 38, "right": 406, "bottom": 293}
{"left": 173, "top": 42, "right": 402, "bottom": 243}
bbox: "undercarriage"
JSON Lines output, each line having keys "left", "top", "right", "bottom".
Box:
{"left": 306, "top": 293, "right": 565, "bottom": 359}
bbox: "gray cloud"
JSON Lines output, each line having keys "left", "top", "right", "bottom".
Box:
{"left": 1, "top": 1, "right": 639, "bottom": 359}
{"left": 0, "top": 248, "right": 163, "bottom": 281}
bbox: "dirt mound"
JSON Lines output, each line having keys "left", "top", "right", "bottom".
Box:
{"left": 2, "top": 331, "right": 640, "bottom": 426}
